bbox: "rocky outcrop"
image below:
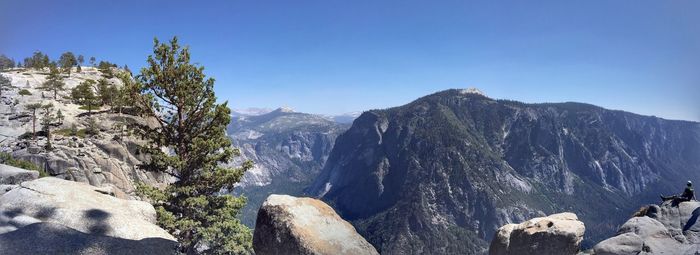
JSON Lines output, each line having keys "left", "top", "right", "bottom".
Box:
{"left": 592, "top": 201, "right": 700, "bottom": 254}
{"left": 0, "top": 222, "right": 176, "bottom": 255}
{"left": 0, "top": 69, "right": 170, "bottom": 196}
{"left": 0, "top": 163, "right": 38, "bottom": 185}
{"left": 489, "top": 212, "right": 585, "bottom": 255}
{"left": 0, "top": 177, "right": 175, "bottom": 244}
{"left": 253, "top": 194, "right": 378, "bottom": 255}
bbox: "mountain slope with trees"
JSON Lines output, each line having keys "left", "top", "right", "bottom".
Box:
{"left": 308, "top": 89, "right": 700, "bottom": 254}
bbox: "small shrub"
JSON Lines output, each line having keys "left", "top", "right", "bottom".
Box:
{"left": 19, "top": 89, "right": 32, "bottom": 96}
{"left": 632, "top": 206, "right": 650, "bottom": 217}
{"left": 55, "top": 127, "right": 87, "bottom": 138}
{"left": 79, "top": 105, "right": 101, "bottom": 111}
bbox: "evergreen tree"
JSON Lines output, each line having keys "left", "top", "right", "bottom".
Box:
{"left": 0, "top": 54, "right": 15, "bottom": 70}
{"left": 59, "top": 52, "right": 78, "bottom": 75}
{"left": 42, "top": 54, "right": 50, "bottom": 69}
{"left": 42, "top": 65, "right": 65, "bottom": 99}
{"left": 25, "top": 52, "right": 51, "bottom": 70}
{"left": 72, "top": 79, "right": 98, "bottom": 114}
{"left": 78, "top": 55, "right": 85, "bottom": 66}
{"left": 26, "top": 103, "right": 43, "bottom": 141}
{"left": 133, "top": 37, "right": 252, "bottom": 254}
{"left": 86, "top": 117, "right": 99, "bottom": 136}
{"left": 0, "top": 75, "right": 10, "bottom": 97}
{"left": 56, "top": 109, "right": 64, "bottom": 125}
{"left": 98, "top": 61, "right": 116, "bottom": 78}
{"left": 96, "top": 78, "right": 117, "bottom": 108}
{"left": 24, "top": 51, "right": 49, "bottom": 69}
{"left": 41, "top": 104, "right": 54, "bottom": 150}
{"left": 90, "top": 56, "right": 96, "bottom": 67}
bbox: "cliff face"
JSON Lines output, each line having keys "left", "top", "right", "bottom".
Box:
{"left": 308, "top": 89, "right": 700, "bottom": 254}
{"left": 228, "top": 109, "right": 348, "bottom": 226}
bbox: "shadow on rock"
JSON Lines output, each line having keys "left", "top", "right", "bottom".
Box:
{"left": 683, "top": 207, "right": 700, "bottom": 232}
{"left": 0, "top": 222, "right": 177, "bottom": 255}
{"left": 85, "top": 209, "right": 111, "bottom": 235}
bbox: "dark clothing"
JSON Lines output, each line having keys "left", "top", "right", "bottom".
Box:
{"left": 661, "top": 186, "right": 695, "bottom": 206}
{"left": 682, "top": 187, "right": 695, "bottom": 200}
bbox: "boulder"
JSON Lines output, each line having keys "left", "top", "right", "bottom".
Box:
{"left": 489, "top": 212, "right": 585, "bottom": 255}
{"left": 592, "top": 232, "right": 644, "bottom": 255}
{"left": 0, "top": 177, "right": 175, "bottom": 243}
{"left": 0, "top": 163, "right": 39, "bottom": 184}
{"left": 0, "top": 222, "right": 176, "bottom": 255}
{"left": 592, "top": 201, "right": 700, "bottom": 255}
{"left": 253, "top": 194, "right": 378, "bottom": 255}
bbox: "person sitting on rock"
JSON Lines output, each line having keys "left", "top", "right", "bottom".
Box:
{"left": 661, "top": 181, "right": 695, "bottom": 206}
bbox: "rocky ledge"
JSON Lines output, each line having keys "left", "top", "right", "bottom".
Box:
{"left": 489, "top": 212, "right": 586, "bottom": 255}
{"left": 253, "top": 194, "right": 378, "bottom": 255}
{"left": 0, "top": 164, "right": 39, "bottom": 186}
{"left": 592, "top": 201, "right": 700, "bottom": 255}
{"left": 0, "top": 177, "right": 176, "bottom": 254}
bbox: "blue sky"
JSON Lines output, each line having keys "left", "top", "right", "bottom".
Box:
{"left": 1, "top": 0, "right": 699, "bottom": 121}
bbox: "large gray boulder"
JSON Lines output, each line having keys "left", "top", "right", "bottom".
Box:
{"left": 593, "top": 201, "right": 700, "bottom": 255}
{"left": 489, "top": 212, "right": 585, "bottom": 255}
{"left": 253, "top": 194, "right": 378, "bottom": 255}
{"left": 0, "top": 177, "right": 175, "bottom": 243}
{"left": 0, "top": 222, "right": 176, "bottom": 255}
{"left": 0, "top": 163, "right": 38, "bottom": 185}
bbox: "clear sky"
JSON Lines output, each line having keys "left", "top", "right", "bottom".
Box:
{"left": 2, "top": 0, "right": 699, "bottom": 121}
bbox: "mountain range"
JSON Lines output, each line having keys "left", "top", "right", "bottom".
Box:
{"left": 307, "top": 89, "right": 700, "bottom": 254}
{"left": 227, "top": 108, "right": 349, "bottom": 226}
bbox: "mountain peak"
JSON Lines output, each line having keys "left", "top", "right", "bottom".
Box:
{"left": 459, "top": 87, "right": 485, "bottom": 96}
{"left": 275, "top": 107, "right": 295, "bottom": 113}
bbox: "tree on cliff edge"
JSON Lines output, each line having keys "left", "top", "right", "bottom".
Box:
{"left": 132, "top": 37, "right": 253, "bottom": 254}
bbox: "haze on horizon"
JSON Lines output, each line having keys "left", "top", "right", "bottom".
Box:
{"left": 1, "top": 0, "right": 698, "bottom": 121}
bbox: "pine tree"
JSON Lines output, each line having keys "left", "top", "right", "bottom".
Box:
{"left": 26, "top": 103, "right": 43, "bottom": 141}
{"left": 132, "top": 37, "right": 252, "bottom": 254}
{"left": 71, "top": 80, "right": 98, "bottom": 114}
{"left": 98, "top": 61, "right": 116, "bottom": 78}
{"left": 86, "top": 117, "right": 99, "bottom": 136}
{"left": 42, "top": 65, "right": 65, "bottom": 99}
{"left": 59, "top": 51, "right": 78, "bottom": 75}
{"left": 96, "top": 78, "right": 117, "bottom": 109}
{"left": 0, "top": 75, "right": 10, "bottom": 97}
{"left": 90, "top": 56, "right": 96, "bottom": 67}
{"left": 56, "top": 109, "right": 64, "bottom": 125}
{"left": 41, "top": 104, "right": 54, "bottom": 150}
{"left": 0, "top": 54, "right": 15, "bottom": 70}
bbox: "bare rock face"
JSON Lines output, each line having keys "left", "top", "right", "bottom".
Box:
{"left": 253, "top": 194, "right": 378, "bottom": 255}
{"left": 0, "top": 177, "right": 175, "bottom": 243}
{"left": 0, "top": 163, "right": 38, "bottom": 185}
{"left": 593, "top": 201, "right": 700, "bottom": 255}
{"left": 489, "top": 212, "right": 585, "bottom": 255}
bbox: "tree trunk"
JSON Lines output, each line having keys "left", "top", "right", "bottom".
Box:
{"left": 32, "top": 112, "right": 36, "bottom": 141}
